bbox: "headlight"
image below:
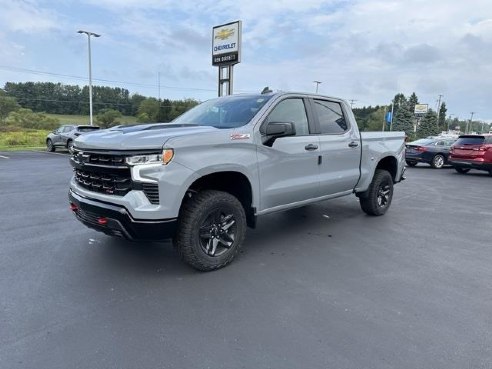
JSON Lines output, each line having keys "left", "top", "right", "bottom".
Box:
{"left": 125, "top": 149, "right": 174, "bottom": 166}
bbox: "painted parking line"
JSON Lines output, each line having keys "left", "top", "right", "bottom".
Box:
{"left": 0, "top": 155, "right": 10, "bottom": 159}
{"left": 37, "top": 151, "right": 70, "bottom": 157}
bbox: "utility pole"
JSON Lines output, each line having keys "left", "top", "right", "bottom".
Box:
{"left": 77, "top": 30, "right": 101, "bottom": 126}
{"left": 158, "top": 72, "right": 161, "bottom": 101}
{"left": 349, "top": 99, "right": 357, "bottom": 108}
{"left": 467, "top": 112, "right": 475, "bottom": 134}
{"left": 313, "top": 81, "right": 322, "bottom": 93}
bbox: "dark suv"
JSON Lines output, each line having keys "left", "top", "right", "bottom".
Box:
{"left": 46, "top": 125, "right": 100, "bottom": 152}
{"left": 448, "top": 134, "right": 492, "bottom": 175}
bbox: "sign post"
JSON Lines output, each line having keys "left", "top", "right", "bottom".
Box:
{"left": 212, "top": 21, "right": 241, "bottom": 96}
{"left": 414, "top": 104, "right": 428, "bottom": 132}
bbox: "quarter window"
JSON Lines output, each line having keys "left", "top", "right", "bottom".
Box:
{"left": 314, "top": 100, "right": 348, "bottom": 134}
{"left": 265, "top": 98, "right": 310, "bottom": 136}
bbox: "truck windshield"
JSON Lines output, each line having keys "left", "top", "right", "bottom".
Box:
{"left": 172, "top": 95, "right": 272, "bottom": 129}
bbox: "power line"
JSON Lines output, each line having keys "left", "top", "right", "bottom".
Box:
{"left": 0, "top": 65, "right": 220, "bottom": 93}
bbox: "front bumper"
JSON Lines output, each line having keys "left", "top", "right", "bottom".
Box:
{"left": 69, "top": 189, "right": 177, "bottom": 241}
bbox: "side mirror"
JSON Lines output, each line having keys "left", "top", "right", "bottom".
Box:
{"left": 261, "top": 121, "right": 296, "bottom": 137}
{"left": 260, "top": 121, "right": 296, "bottom": 146}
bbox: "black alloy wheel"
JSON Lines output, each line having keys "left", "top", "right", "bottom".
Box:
{"left": 46, "top": 139, "right": 55, "bottom": 152}
{"left": 174, "top": 190, "right": 246, "bottom": 271}
{"left": 199, "top": 210, "right": 237, "bottom": 257}
{"left": 359, "top": 169, "right": 394, "bottom": 216}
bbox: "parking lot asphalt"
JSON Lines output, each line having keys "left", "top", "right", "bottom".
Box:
{"left": 1, "top": 151, "right": 491, "bottom": 369}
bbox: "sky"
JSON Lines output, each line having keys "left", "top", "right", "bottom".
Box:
{"left": 0, "top": 0, "right": 491, "bottom": 122}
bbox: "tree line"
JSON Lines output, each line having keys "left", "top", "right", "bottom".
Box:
{"left": 353, "top": 92, "right": 491, "bottom": 139}
{"left": 0, "top": 82, "right": 200, "bottom": 129}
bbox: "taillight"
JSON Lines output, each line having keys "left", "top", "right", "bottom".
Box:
{"left": 473, "top": 146, "right": 487, "bottom": 152}
{"left": 416, "top": 146, "right": 427, "bottom": 152}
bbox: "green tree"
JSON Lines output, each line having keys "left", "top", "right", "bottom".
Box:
{"left": 364, "top": 106, "right": 387, "bottom": 131}
{"left": 408, "top": 92, "right": 419, "bottom": 115}
{"left": 417, "top": 110, "right": 439, "bottom": 138}
{"left": 392, "top": 104, "right": 414, "bottom": 137}
{"left": 138, "top": 98, "right": 160, "bottom": 121}
{"left": 96, "top": 108, "right": 122, "bottom": 128}
{"left": 438, "top": 102, "right": 447, "bottom": 129}
{"left": 0, "top": 96, "right": 20, "bottom": 123}
{"left": 392, "top": 93, "right": 407, "bottom": 117}
{"left": 136, "top": 112, "right": 151, "bottom": 123}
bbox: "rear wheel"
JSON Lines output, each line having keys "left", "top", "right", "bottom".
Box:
{"left": 406, "top": 160, "right": 417, "bottom": 167}
{"left": 359, "top": 169, "right": 394, "bottom": 216}
{"left": 46, "top": 139, "right": 55, "bottom": 152}
{"left": 431, "top": 154, "right": 445, "bottom": 169}
{"left": 454, "top": 167, "right": 470, "bottom": 174}
{"left": 173, "top": 190, "right": 246, "bottom": 271}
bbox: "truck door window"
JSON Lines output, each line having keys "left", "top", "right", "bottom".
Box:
{"left": 314, "top": 100, "right": 348, "bottom": 134}
{"left": 265, "top": 98, "right": 309, "bottom": 136}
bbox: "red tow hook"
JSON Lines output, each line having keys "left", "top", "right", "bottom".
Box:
{"left": 97, "top": 217, "right": 108, "bottom": 225}
{"left": 70, "top": 203, "right": 78, "bottom": 212}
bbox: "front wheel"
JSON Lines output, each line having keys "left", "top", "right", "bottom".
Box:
{"left": 454, "top": 167, "right": 470, "bottom": 174}
{"left": 46, "top": 139, "right": 55, "bottom": 152}
{"left": 173, "top": 190, "right": 247, "bottom": 271}
{"left": 359, "top": 169, "right": 394, "bottom": 216}
{"left": 431, "top": 154, "right": 445, "bottom": 169}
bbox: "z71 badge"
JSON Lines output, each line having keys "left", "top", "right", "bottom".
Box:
{"left": 230, "top": 133, "right": 250, "bottom": 140}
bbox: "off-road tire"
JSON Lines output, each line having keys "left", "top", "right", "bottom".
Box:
{"left": 406, "top": 160, "right": 417, "bottom": 167}
{"left": 359, "top": 169, "right": 394, "bottom": 216}
{"left": 46, "top": 139, "right": 55, "bottom": 152}
{"left": 431, "top": 154, "right": 445, "bottom": 169}
{"left": 173, "top": 190, "right": 246, "bottom": 271}
{"left": 454, "top": 167, "right": 470, "bottom": 174}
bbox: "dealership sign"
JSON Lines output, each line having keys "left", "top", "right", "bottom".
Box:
{"left": 414, "top": 104, "right": 429, "bottom": 115}
{"left": 212, "top": 21, "right": 241, "bottom": 66}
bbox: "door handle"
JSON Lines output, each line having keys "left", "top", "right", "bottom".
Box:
{"left": 348, "top": 141, "right": 359, "bottom": 148}
{"left": 305, "top": 144, "right": 318, "bottom": 151}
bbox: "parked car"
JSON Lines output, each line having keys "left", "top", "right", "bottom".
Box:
{"left": 405, "top": 137, "right": 456, "bottom": 168}
{"left": 448, "top": 134, "right": 492, "bottom": 175}
{"left": 46, "top": 125, "right": 100, "bottom": 152}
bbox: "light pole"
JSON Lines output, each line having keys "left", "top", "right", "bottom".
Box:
{"left": 467, "top": 112, "right": 475, "bottom": 134}
{"left": 78, "top": 30, "right": 101, "bottom": 126}
{"left": 313, "top": 81, "right": 322, "bottom": 93}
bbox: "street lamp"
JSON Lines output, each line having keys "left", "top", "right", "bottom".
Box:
{"left": 77, "top": 30, "right": 101, "bottom": 126}
{"left": 313, "top": 81, "right": 322, "bottom": 93}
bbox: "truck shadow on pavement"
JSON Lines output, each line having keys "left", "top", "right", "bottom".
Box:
{"left": 92, "top": 198, "right": 363, "bottom": 275}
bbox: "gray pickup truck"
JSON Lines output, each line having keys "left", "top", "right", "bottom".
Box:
{"left": 69, "top": 92, "right": 406, "bottom": 271}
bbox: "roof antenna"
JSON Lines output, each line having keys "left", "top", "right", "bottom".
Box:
{"left": 261, "top": 86, "right": 272, "bottom": 94}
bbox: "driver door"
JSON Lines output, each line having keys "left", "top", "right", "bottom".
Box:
{"left": 257, "top": 98, "right": 320, "bottom": 211}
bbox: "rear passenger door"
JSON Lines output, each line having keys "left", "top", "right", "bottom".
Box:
{"left": 311, "top": 99, "right": 361, "bottom": 195}
{"left": 257, "top": 97, "right": 321, "bottom": 210}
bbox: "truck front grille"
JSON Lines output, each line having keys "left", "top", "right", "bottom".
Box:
{"left": 71, "top": 148, "right": 160, "bottom": 204}
{"left": 74, "top": 169, "right": 132, "bottom": 196}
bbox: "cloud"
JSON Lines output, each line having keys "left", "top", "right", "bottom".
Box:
{"left": 0, "top": 0, "right": 61, "bottom": 33}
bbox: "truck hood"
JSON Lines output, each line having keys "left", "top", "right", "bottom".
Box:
{"left": 74, "top": 123, "right": 218, "bottom": 150}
